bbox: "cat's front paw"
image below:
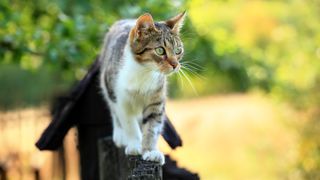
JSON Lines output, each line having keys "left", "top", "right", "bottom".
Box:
{"left": 142, "top": 150, "right": 165, "bottom": 165}
{"left": 125, "top": 143, "right": 142, "bottom": 155}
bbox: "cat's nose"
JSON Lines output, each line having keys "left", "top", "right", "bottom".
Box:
{"left": 168, "top": 61, "right": 178, "bottom": 69}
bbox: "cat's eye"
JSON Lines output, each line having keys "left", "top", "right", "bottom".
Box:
{"left": 155, "top": 47, "right": 165, "bottom": 56}
{"left": 174, "top": 47, "right": 183, "bottom": 55}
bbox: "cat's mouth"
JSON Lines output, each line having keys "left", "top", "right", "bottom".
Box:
{"left": 146, "top": 61, "right": 181, "bottom": 75}
{"left": 161, "top": 64, "right": 181, "bottom": 75}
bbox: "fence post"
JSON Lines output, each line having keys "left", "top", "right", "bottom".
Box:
{"left": 98, "top": 137, "right": 162, "bottom": 180}
{"left": 0, "top": 164, "right": 7, "bottom": 180}
{"left": 32, "top": 167, "right": 40, "bottom": 180}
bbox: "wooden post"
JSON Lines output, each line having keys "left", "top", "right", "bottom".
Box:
{"left": 98, "top": 137, "right": 162, "bottom": 180}
{"left": 32, "top": 168, "right": 40, "bottom": 180}
{"left": 0, "top": 164, "right": 7, "bottom": 180}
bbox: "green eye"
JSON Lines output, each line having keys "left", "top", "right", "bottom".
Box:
{"left": 174, "top": 47, "right": 183, "bottom": 55}
{"left": 155, "top": 47, "right": 165, "bottom": 55}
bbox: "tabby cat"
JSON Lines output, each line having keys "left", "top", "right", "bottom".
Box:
{"left": 99, "top": 12, "right": 186, "bottom": 165}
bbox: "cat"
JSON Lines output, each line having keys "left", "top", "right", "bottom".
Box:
{"left": 99, "top": 12, "right": 185, "bottom": 165}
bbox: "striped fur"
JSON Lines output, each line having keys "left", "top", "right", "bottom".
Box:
{"left": 99, "top": 12, "right": 186, "bottom": 165}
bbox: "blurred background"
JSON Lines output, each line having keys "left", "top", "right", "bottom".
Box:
{"left": 1, "top": 0, "right": 320, "bottom": 179}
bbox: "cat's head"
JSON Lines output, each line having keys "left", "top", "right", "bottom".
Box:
{"left": 130, "top": 12, "right": 186, "bottom": 75}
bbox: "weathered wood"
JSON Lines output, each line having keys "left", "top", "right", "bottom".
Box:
{"left": 127, "top": 156, "right": 162, "bottom": 180}
{"left": 98, "top": 137, "right": 162, "bottom": 180}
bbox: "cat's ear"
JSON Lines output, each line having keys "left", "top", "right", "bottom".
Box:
{"left": 165, "top": 11, "right": 186, "bottom": 34}
{"left": 134, "top": 13, "right": 157, "bottom": 39}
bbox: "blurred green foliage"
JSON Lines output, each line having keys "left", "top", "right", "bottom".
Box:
{"left": 0, "top": 0, "right": 189, "bottom": 107}
{"left": 0, "top": 0, "right": 271, "bottom": 108}
{"left": 1, "top": 0, "right": 320, "bottom": 178}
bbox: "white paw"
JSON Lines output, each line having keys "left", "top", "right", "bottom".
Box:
{"left": 125, "top": 143, "right": 142, "bottom": 155}
{"left": 142, "top": 150, "right": 165, "bottom": 165}
{"left": 112, "top": 129, "right": 127, "bottom": 147}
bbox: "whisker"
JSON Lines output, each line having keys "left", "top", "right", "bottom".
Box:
{"left": 180, "top": 69, "right": 198, "bottom": 95}
{"left": 180, "top": 61, "right": 205, "bottom": 69}
{"left": 180, "top": 59, "right": 202, "bottom": 64}
{"left": 181, "top": 66, "right": 207, "bottom": 80}
{"left": 181, "top": 63, "right": 204, "bottom": 72}
{"left": 176, "top": 71, "right": 183, "bottom": 88}
{"left": 181, "top": 61, "right": 205, "bottom": 70}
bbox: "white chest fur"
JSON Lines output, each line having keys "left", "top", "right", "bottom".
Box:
{"left": 116, "top": 44, "right": 164, "bottom": 94}
{"left": 114, "top": 43, "right": 165, "bottom": 116}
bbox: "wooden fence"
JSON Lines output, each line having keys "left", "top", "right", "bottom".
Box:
{"left": 0, "top": 108, "right": 79, "bottom": 180}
